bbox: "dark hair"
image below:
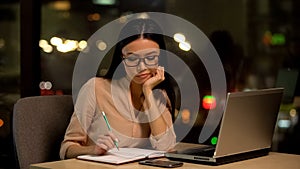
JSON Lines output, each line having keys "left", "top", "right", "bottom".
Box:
{"left": 101, "top": 18, "right": 178, "bottom": 118}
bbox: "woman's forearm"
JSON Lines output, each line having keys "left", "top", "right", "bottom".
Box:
{"left": 65, "top": 145, "right": 96, "bottom": 159}
{"left": 144, "top": 91, "right": 170, "bottom": 136}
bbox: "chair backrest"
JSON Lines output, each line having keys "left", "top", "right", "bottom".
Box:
{"left": 13, "top": 95, "right": 73, "bottom": 169}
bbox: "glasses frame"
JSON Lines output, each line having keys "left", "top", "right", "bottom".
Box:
{"left": 122, "top": 55, "right": 159, "bottom": 67}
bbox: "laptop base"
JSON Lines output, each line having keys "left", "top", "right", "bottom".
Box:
{"left": 166, "top": 148, "right": 270, "bottom": 165}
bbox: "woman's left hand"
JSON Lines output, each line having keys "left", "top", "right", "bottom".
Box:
{"left": 143, "top": 66, "right": 165, "bottom": 95}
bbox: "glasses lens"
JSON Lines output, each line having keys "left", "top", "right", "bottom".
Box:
{"left": 144, "top": 55, "right": 158, "bottom": 66}
{"left": 124, "top": 56, "right": 139, "bottom": 67}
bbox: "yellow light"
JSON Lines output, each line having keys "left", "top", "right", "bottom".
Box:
{"left": 65, "top": 40, "right": 78, "bottom": 50}
{"left": 39, "top": 39, "right": 48, "bottom": 48}
{"left": 50, "top": 37, "right": 63, "bottom": 46}
{"left": 56, "top": 39, "right": 78, "bottom": 53}
{"left": 50, "top": 1, "right": 71, "bottom": 11}
{"left": 97, "top": 40, "right": 107, "bottom": 51}
{"left": 179, "top": 41, "right": 191, "bottom": 51}
{"left": 57, "top": 44, "right": 68, "bottom": 53}
{"left": 173, "top": 33, "right": 186, "bottom": 43}
{"left": 43, "top": 44, "right": 53, "bottom": 53}
{"left": 290, "top": 109, "right": 297, "bottom": 117}
{"left": 137, "top": 13, "right": 150, "bottom": 19}
{"left": 78, "top": 40, "right": 87, "bottom": 51}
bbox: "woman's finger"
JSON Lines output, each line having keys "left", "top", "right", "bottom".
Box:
{"left": 97, "top": 135, "right": 115, "bottom": 150}
{"left": 107, "top": 131, "right": 119, "bottom": 144}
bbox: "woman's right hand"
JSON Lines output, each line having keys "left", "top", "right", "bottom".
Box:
{"left": 93, "top": 132, "right": 119, "bottom": 155}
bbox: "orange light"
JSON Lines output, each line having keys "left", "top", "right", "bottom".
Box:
{"left": 0, "top": 119, "right": 4, "bottom": 127}
{"left": 202, "top": 95, "right": 216, "bottom": 110}
{"left": 181, "top": 109, "right": 191, "bottom": 124}
{"left": 262, "top": 31, "right": 272, "bottom": 46}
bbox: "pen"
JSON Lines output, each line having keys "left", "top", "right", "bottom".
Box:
{"left": 102, "top": 111, "right": 119, "bottom": 150}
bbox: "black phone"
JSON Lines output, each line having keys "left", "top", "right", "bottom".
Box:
{"left": 139, "top": 159, "right": 183, "bottom": 168}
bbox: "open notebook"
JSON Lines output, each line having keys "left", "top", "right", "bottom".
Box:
{"left": 77, "top": 148, "right": 165, "bottom": 164}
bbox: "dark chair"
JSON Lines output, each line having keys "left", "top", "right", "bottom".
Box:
{"left": 13, "top": 95, "right": 73, "bottom": 169}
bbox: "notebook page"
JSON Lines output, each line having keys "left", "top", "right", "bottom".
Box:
{"left": 109, "top": 148, "right": 165, "bottom": 158}
{"left": 77, "top": 154, "right": 145, "bottom": 164}
{"left": 77, "top": 148, "right": 165, "bottom": 164}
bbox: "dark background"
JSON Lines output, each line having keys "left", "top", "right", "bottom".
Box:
{"left": 1, "top": 0, "right": 299, "bottom": 168}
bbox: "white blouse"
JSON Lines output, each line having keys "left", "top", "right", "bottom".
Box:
{"left": 59, "top": 77, "right": 176, "bottom": 159}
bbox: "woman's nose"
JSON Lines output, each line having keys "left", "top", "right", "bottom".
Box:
{"left": 137, "top": 59, "right": 147, "bottom": 71}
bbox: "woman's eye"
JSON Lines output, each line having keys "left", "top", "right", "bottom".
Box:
{"left": 146, "top": 55, "right": 156, "bottom": 60}
{"left": 127, "top": 57, "right": 139, "bottom": 62}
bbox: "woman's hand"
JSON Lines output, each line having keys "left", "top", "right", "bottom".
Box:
{"left": 93, "top": 132, "right": 119, "bottom": 155}
{"left": 142, "top": 66, "right": 165, "bottom": 96}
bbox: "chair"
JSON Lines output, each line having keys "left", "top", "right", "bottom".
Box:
{"left": 13, "top": 95, "right": 74, "bottom": 169}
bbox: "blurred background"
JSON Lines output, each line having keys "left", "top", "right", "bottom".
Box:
{"left": 0, "top": 0, "right": 299, "bottom": 168}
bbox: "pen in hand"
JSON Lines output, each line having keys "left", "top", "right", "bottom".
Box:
{"left": 102, "top": 111, "right": 119, "bottom": 151}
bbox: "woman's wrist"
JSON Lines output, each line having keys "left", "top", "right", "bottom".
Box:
{"left": 66, "top": 145, "right": 105, "bottom": 159}
{"left": 142, "top": 86, "right": 152, "bottom": 97}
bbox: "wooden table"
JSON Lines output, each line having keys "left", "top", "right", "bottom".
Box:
{"left": 30, "top": 152, "right": 300, "bottom": 169}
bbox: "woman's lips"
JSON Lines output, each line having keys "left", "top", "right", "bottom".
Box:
{"left": 136, "top": 73, "right": 151, "bottom": 79}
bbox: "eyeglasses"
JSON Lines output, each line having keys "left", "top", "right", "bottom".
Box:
{"left": 123, "top": 55, "right": 159, "bottom": 67}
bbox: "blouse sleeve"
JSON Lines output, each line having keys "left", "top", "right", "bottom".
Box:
{"left": 148, "top": 90, "right": 177, "bottom": 151}
{"left": 59, "top": 78, "right": 97, "bottom": 159}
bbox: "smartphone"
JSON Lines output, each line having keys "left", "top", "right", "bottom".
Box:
{"left": 139, "top": 159, "right": 183, "bottom": 168}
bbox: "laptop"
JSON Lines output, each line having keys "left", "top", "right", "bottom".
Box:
{"left": 166, "top": 88, "right": 284, "bottom": 165}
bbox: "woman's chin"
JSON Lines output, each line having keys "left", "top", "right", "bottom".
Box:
{"left": 132, "top": 77, "right": 149, "bottom": 85}
{"left": 132, "top": 74, "right": 151, "bottom": 84}
{"left": 132, "top": 79, "right": 146, "bottom": 85}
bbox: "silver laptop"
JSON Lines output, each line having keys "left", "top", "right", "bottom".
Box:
{"left": 166, "top": 88, "right": 284, "bottom": 165}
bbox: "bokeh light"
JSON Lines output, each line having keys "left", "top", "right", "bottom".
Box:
{"left": 202, "top": 95, "right": 216, "bottom": 110}
{"left": 181, "top": 109, "right": 191, "bottom": 124}
{"left": 173, "top": 33, "right": 186, "bottom": 43}
{"left": 211, "top": 136, "right": 218, "bottom": 145}
{"left": 0, "top": 119, "right": 4, "bottom": 128}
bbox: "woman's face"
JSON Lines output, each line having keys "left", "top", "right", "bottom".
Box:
{"left": 122, "top": 38, "right": 160, "bottom": 85}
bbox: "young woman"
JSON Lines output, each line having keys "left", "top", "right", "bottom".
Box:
{"left": 59, "top": 18, "right": 177, "bottom": 159}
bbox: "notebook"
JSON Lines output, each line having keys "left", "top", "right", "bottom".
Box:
{"left": 77, "top": 147, "right": 165, "bottom": 164}
{"left": 166, "top": 88, "right": 284, "bottom": 165}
